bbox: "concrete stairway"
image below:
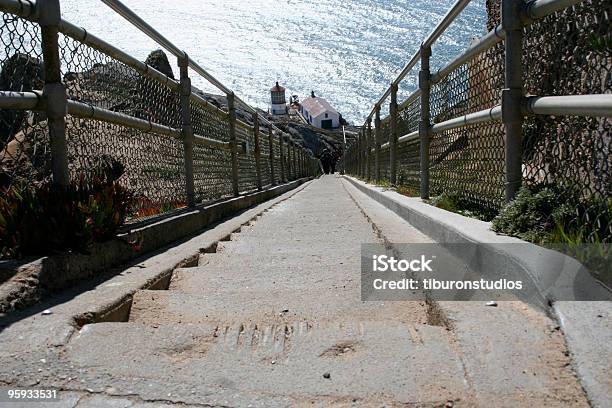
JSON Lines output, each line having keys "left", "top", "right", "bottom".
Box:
{"left": 64, "top": 176, "right": 590, "bottom": 407}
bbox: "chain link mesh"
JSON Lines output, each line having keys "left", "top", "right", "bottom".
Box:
{"left": 0, "top": 5, "right": 316, "bottom": 242}
{"left": 0, "top": 13, "right": 47, "bottom": 189}
{"left": 190, "top": 99, "right": 234, "bottom": 202}
{"left": 236, "top": 123, "right": 257, "bottom": 192}
{"left": 349, "top": 0, "right": 609, "bottom": 243}
{"left": 521, "top": 0, "right": 611, "bottom": 242}
{"left": 429, "top": 40, "right": 505, "bottom": 210}
{"left": 396, "top": 95, "right": 421, "bottom": 193}
{"left": 56, "top": 33, "right": 186, "bottom": 220}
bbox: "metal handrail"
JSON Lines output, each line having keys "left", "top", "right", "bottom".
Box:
{"left": 0, "top": 0, "right": 37, "bottom": 20}
{"left": 525, "top": 95, "right": 612, "bottom": 117}
{"left": 367, "top": 0, "right": 472, "bottom": 120}
{"left": 99, "top": 0, "right": 287, "bottom": 137}
{"left": 367, "top": 0, "right": 589, "bottom": 125}
{"left": 422, "top": 0, "right": 472, "bottom": 49}
{"left": 0, "top": 90, "right": 41, "bottom": 109}
{"left": 59, "top": 20, "right": 181, "bottom": 93}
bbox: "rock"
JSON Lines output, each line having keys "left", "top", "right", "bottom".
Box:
{"left": 323, "top": 372, "right": 331, "bottom": 379}
{"left": 41, "top": 310, "right": 52, "bottom": 315}
{"left": 485, "top": 301, "right": 498, "bottom": 307}
{"left": 145, "top": 49, "right": 175, "bottom": 79}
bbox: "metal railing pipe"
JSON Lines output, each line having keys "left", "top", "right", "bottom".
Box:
{"left": 189, "top": 92, "right": 229, "bottom": 117}
{"left": 100, "top": 0, "right": 233, "bottom": 97}
{"left": 431, "top": 106, "right": 502, "bottom": 133}
{"left": 193, "top": 134, "right": 231, "bottom": 151}
{"left": 188, "top": 60, "right": 233, "bottom": 97}
{"left": 394, "top": 50, "right": 422, "bottom": 88}
{"left": 431, "top": 26, "right": 504, "bottom": 84}
{"left": 59, "top": 20, "right": 180, "bottom": 93}
{"left": 525, "top": 0, "right": 585, "bottom": 20}
{"left": 279, "top": 132, "right": 286, "bottom": 182}
{"left": 398, "top": 130, "right": 419, "bottom": 145}
{"left": 0, "top": 0, "right": 38, "bottom": 19}
{"left": 100, "top": 0, "right": 183, "bottom": 58}
{"left": 423, "top": 0, "right": 473, "bottom": 48}
{"left": 0, "top": 91, "right": 41, "bottom": 109}
{"left": 398, "top": 89, "right": 422, "bottom": 111}
{"left": 66, "top": 100, "right": 180, "bottom": 138}
{"left": 525, "top": 95, "right": 612, "bottom": 117}
{"left": 367, "top": 0, "right": 471, "bottom": 119}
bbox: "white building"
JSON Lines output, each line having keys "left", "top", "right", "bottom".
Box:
{"left": 270, "top": 82, "right": 288, "bottom": 115}
{"left": 300, "top": 91, "right": 340, "bottom": 129}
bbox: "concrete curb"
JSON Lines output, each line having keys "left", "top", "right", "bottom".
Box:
{"left": 0, "top": 178, "right": 312, "bottom": 315}
{"left": 343, "top": 176, "right": 611, "bottom": 308}
{"left": 343, "top": 176, "right": 612, "bottom": 407}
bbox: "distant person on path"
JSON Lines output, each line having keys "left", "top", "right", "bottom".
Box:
{"left": 320, "top": 149, "right": 334, "bottom": 174}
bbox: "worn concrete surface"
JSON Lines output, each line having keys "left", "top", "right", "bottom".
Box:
{"left": 343, "top": 175, "right": 612, "bottom": 407}
{"left": 0, "top": 175, "right": 603, "bottom": 407}
{"left": 554, "top": 301, "right": 612, "bottom": 408}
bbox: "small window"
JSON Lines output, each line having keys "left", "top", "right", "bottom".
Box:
{"left": 325, "top": 113, "right": 328, "bottom": 118}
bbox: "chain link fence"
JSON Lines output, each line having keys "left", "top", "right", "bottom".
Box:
{"left": 0, "top": 1, "right": 318, "bottom": 233}
{"left": 0, "top": 13, "right": 46, "bottom": 188}
{"left": 346, "top": 0, "right": 611, "bottom": 244}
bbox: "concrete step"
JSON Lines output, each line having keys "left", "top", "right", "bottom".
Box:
{"left": 67, "top": 320, "right": 468, "bottom": 405}
{"left": 178, "top": 253, "right": 360, "bottom": 292}
{"left": 169, "top": 266, "right": 356, "bottom": 293}
{"left": 214, "top": 233, "right": 376, "bottom": 256}
{"left": 129, "top": 289, "right": 429, "bottom": 326}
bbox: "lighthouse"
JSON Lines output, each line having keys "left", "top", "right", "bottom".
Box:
{"left": 270, "top": 81, "right": 288, "bottom": 115}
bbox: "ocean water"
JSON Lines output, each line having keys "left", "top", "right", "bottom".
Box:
{"left": 60, "top": 0, "right": 487, "bottom": 123}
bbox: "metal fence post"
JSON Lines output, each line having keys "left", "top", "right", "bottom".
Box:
{"left": 502, "top": 0, "right": 524, "bottom": 202}
{"left": 292, "top": 143, "right": 297, "bottom": 179}
{"left": 374, "top": 105, "right": 381, "bottom": 181}
{"left": 268, "top": 127, "right": 276, "bottom": 185}
{"left": 419, "top": 45, "right": 432, "bottom": 199}
{"left": 252, "top": 112, "right": 262, "bottom": 191}
{"left": 366, "top": 118, "right": 372, "bottom": 180}
{"left": 287, "top": 139, "right": 293, "bottom": 180}
{"left": 389, "top": 83, "right": 399, "bottom": 185}
{"left": 300, "top": 149, "right": 304, "bottom": 177}
{"left": 279, "top": 133, "right": 286, "bottom": 182}
{"left": 297, "top": 148, "right": 301, "bottom": 178}
{"left": 227, "top": 92, "right": 239, "bottom": 196}
{"left": 40, "top": 0, "right": 69, "bottom": 187}
{"left": 358, "top": 129, "right": 363, "bottom": 178}
{"left": 356, "top": 131, "right": 360, "bottom": 177}
{"left": 178, "top": 54, "right": 195, "bottom": 206}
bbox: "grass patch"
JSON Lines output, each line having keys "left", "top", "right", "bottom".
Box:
{"left": 428, "top": 191, "right": 497, "bottom": 221}
{"left": 492, "top": 183, "right": 611, "bottom": 286}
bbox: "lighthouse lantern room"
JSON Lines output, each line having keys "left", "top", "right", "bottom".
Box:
{"left": 270, "top": 81, "right": 288, "bottom": 115}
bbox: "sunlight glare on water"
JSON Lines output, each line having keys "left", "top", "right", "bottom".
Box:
{"left": 60, "top": 0, "right": 486, "bottom": 123}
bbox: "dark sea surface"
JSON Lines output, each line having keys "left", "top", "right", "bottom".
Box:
{"left": 61, "top": 0, "right": 487, "bottom": 123}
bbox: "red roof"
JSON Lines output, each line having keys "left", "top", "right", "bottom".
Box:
{"left": 270, "top": 81, "right": 285, "bottom": 92}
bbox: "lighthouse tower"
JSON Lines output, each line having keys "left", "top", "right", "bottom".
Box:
{"left": 270, "top": 82, "right": 287, "bottom": 115}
